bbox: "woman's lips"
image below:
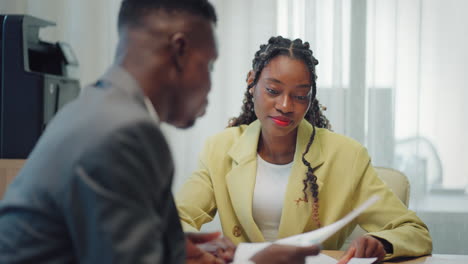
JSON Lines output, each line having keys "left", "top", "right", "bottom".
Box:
{"left": 271, "top": 117, "right": 291, "bottom": 127}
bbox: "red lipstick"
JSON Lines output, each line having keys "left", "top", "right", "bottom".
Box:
{"left": 271, "top": 116, "right": 291, "bottom": 127}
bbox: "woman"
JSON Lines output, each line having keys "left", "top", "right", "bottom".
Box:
{"left": 176, "top": 36, "right": 432, "bottom": 261}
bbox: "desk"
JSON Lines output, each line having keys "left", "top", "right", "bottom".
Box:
{"left": 323, "top": 250, "right": 468, "bottom": 263}
{"left": 0, "top": 159, "right": 25, "bottom": 198}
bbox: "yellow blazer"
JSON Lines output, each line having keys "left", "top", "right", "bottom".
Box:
{"left": 176, "top": 120, "right": 432, "bottom": 259}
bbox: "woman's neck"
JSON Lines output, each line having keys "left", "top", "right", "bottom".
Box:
{"left": 257, "top": 129, "right": 298, "bottom": 165}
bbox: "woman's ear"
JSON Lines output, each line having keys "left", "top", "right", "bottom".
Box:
{"left": 170, "top": 32, "right": 187, "bottom": 72}
{"left": 246, "top": 70, "right": 255, "bottom": 86}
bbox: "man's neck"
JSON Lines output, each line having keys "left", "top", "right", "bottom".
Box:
{"left": 120, "top": 61, "right": 171, "bottom": 123}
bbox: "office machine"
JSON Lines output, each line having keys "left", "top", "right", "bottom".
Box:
{"left": 0, "top": 15, "right": 80, "bottom": 158}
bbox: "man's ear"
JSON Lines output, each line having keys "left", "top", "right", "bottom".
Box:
{"left": 170, "top": 32, "right": 187, "bottom": 72}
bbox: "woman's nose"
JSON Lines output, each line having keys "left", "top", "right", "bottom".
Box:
{"left": 276, "top": 94, "right": 293, "bottom": 114}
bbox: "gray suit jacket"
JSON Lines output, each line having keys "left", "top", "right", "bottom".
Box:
{"left": 0, "top": 66, "right": 185, "bottom": 263}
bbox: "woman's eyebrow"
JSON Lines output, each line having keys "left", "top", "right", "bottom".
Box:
{"left": 265, "top": 77, "right": 283, "bottom": 84}
{"left": 265, "top": 78, "right": 310, "bottom": 88}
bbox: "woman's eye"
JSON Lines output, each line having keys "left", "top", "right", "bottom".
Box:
{"left": 266, "top": 88, "right": 279, "bottom": 95}
{"left": 294, "top": 95, "right": 309, "bottom": 101}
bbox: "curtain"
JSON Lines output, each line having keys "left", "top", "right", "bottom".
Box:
{"left": 277, "top": 0, "right": 468, "bottom": 254}
{"left": 2, "top": 0, "right": 467, "bottom": 255}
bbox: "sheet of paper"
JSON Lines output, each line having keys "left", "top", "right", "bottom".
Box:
{"left": 347, "top": 257, "right": 377, "bottom": 264}
{"left": 234, "top": 249, "right": 377, "bottom": 264}
{"left": 233, "top": 250, "right": 377, "bottom": 264}
{"left": 306, "top": 253, "right": 338, "bottom": 264}
{"left": 233, "top": 242, "right": 271, "bottom": 262}
{"left": 306, "top": 255, "right": 376, "bottom": 264}
{"left": 277, "top": 195, "right": 380, "bottom": 246}
{"left": 233, "top": 195, "right": 380, "bottom": 261}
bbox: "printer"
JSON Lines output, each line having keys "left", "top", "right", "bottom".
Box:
{"left": 0, "top": 15, "right": 81, "bottom": 158}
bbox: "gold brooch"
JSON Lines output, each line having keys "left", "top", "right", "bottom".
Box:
{"left": 232, "top": 225, "right": 242, "bottom": 237}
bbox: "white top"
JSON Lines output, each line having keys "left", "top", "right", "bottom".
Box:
{"left": 252, "top": 155, "right": 293, "bottom": 241}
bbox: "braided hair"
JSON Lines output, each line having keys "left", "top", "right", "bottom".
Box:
{"left": 229, "top": 36, "right": 331, "bottom": 227}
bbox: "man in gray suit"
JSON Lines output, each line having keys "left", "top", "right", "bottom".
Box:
{"left": 0, "top": 0, "right": 320, "bottom": 263}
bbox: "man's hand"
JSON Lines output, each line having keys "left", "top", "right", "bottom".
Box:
{"left": 337, "top": 236, "right": 386, "bottom": 264}
{"left": 197, "top": 236, "right": 236, "bottom": 263}
{"left": 250, "top": 244, "right": 321, "bottom": 264}
{"left": 185, "top": 232, "right": 224, "bottom": 264}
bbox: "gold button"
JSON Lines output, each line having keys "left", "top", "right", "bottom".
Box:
{"left": 232, "top": 225, "right": 242, "bottom": 237}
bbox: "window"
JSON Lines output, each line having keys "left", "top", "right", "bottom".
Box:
{"left": 277, "top": 0, "right": 468, "bottom": 254}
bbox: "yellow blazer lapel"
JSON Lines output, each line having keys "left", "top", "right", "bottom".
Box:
{"left": 226, "top": 120, "right": 264, "bottom": 242}
{"left": 277, "top": 120, "right": 325, "bottom": 239}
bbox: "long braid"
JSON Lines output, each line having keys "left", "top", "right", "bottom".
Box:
{"left": 228, "top": 36, "right": 330, "bottom": 227}
{"left": 301, "top": 125, "right": 321, "bottom": 227}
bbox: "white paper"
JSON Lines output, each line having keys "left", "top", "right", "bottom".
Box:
{"left": 306, "top": 255, "right": 376, "bottom": 264}
{"left": 306, "top": 253, "right": 338, "bottom": 264}
{"left": 234, "top": 242, "right": 271, "bottom": 262}
{"left": 233, "top": 250, "right": 377, "bottom": 264}
{"left": 276, "top": 195, "right": 380, "bottom": 246}
{"left": 347, "top": 257, "right": 377, "bottom": 264}
{"left": 233, "top": 195, "right": 380, "bottom": 262}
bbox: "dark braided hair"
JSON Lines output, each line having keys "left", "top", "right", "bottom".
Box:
{"left": 229, "top": 36, "right": 331, "bottom": 227}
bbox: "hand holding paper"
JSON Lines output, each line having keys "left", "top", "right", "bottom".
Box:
{"left": 339, "top": 235, "right": 387, "bottom": 263}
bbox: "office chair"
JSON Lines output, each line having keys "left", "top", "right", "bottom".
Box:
{"left": 340, "top": 167, "right": 410, "bottom": 250}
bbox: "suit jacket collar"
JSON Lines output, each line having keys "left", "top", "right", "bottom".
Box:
{"left": 99, "top": 65, "right": 160, "bottom": 124}
{"left": 100, "top": 65, "right": 144, "bottom": 98}
{"left": 226, "top": 119, "right": 325, "bottom": 242}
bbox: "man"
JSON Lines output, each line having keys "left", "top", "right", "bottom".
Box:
{"left": 0, "top": 0, "right": 320, "bottom": 263}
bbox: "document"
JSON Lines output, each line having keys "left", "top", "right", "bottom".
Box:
{"left": 305, "top": 255, "right": 377, "bottom": 264}
{"left": 306, "top": 253, "right": 340, "bottom": 264}
{"left": 346, "top": 257, "right": 378, "bottom": 264}
{"left": 233, "top": 195, "right": 380, "bottom": 262}
{"left": 276, "top": 195, "right": 380, "bottom": 246}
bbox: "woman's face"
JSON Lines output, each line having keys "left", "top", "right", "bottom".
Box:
{"left": 249, "top": 55, "right": 312, "bottom": 137}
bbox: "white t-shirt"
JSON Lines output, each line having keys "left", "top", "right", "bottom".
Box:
{"left": 252, "top": 154, "right": 293, "bottom": 241}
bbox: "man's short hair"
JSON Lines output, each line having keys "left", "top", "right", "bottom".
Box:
{"left": 118, "top": 0, "right": 217, "bottom": 31}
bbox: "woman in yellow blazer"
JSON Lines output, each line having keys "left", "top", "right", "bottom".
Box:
{"left": 176, "top": 36, "right": 432, "bottom": 261}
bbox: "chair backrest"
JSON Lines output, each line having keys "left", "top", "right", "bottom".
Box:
{"left": 374, "top": 167, "right": 410, "bottom": 206}
{"left": 340, "top": 167, "right": 410, "bottom": 250}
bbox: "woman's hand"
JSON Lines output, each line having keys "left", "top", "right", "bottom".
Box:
{"left": 337, "top": 236, "right": 387, "bottom": 264}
